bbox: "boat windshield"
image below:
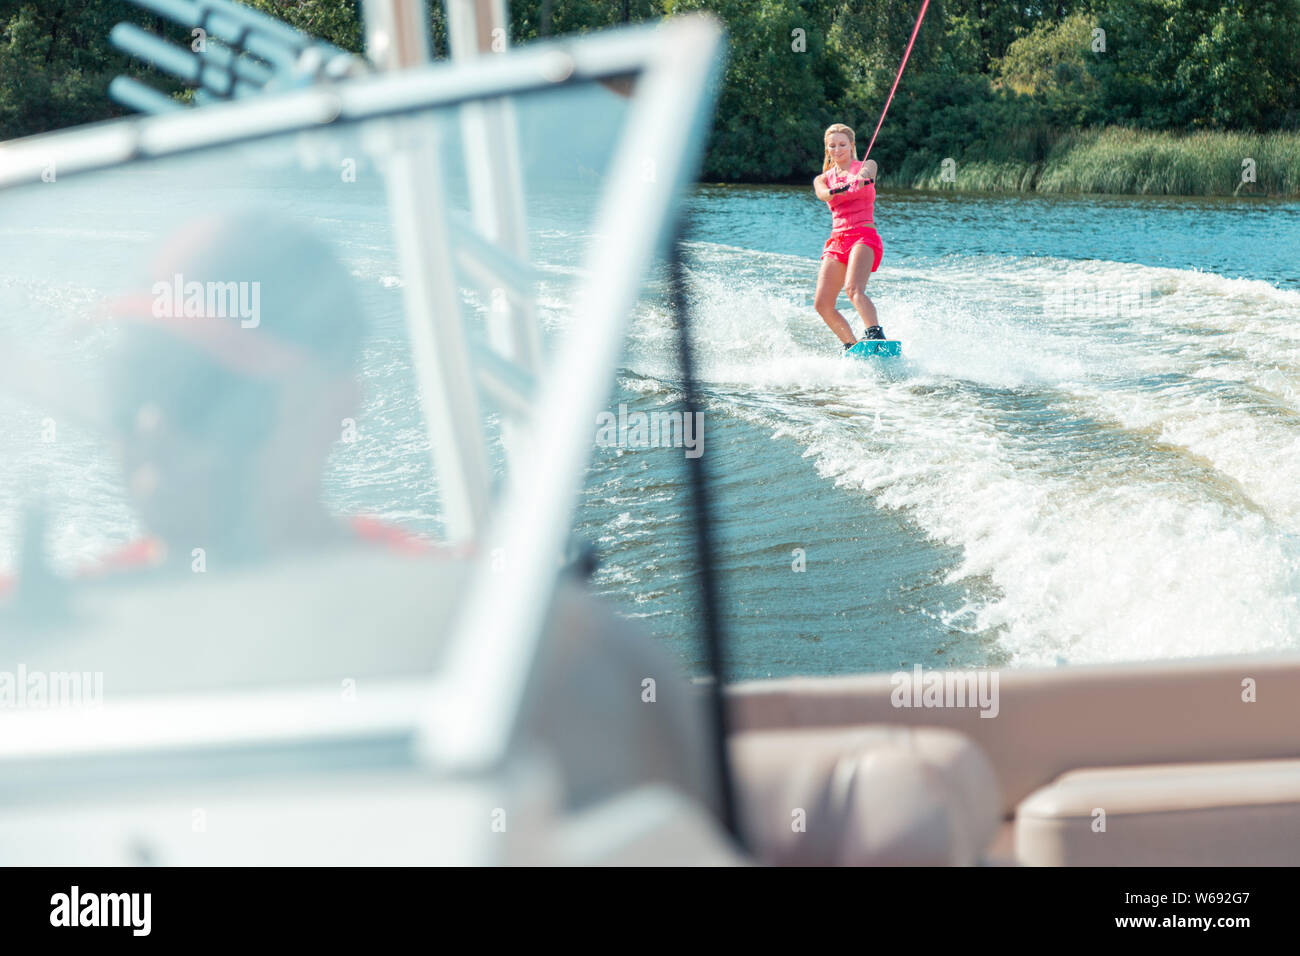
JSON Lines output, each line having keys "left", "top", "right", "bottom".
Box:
{"left": 0, "top": 78, "right": 634, "bottom": 701}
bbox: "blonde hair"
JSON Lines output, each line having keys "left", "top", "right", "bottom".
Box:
{"left": 823, "top": 123, "right": 857, "bottom": 173}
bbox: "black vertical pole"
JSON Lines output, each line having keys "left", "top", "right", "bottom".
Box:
{"left": 668, "top": 234, "right": 742, "bottom": 847}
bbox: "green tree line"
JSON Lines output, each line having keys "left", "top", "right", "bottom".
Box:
{"left": 3, "top": 0, "right": 1298, "bottom": 185}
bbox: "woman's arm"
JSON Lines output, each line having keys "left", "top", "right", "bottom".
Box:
{"left": 856, "top": 159, "right": 878, "bottom": 182}
{"left": 813, "top": 172, "right": 833, "bottom": 202}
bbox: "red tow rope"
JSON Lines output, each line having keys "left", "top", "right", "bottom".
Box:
{"left": 862, "top": 0, "right": 931, "bottom": 162}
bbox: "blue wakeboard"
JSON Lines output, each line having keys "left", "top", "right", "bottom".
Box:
{"left": 845, "top": 339, "right": 902, "bottom": 359}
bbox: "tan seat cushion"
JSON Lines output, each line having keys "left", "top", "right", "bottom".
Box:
{"left": 730, "top": 726, "right": 1001, "bottom": 866}
{"left": 1016, "top": 758, "right": 1300, "bottom": 866}
{"left": 727, "top": 656, "right": 1300, "bottom": 816}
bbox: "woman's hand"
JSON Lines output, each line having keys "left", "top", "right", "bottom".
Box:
{"left": 824, "top": 169, "right": 851, "bottom": 194}
{"left": 816, "top": 164, "right": 867, "bottom": 201}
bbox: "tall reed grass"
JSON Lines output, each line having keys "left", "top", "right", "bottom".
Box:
{"left": 895, "top": 128, "right": 1300, "bottom": 196}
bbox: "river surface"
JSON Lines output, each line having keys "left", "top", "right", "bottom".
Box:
{"left": 575, "top": 185, "right": 1300, "bottom": 678}
{"left": 2, "top": 134, "right": 1299, "bottom": 682}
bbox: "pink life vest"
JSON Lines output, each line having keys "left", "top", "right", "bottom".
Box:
{"left": 825, "top": 160, "right": 876, "bottom": 234}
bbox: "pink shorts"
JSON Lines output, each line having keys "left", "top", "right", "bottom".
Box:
{"left": 822, "top": 226, "right": 883, "bottom": 270}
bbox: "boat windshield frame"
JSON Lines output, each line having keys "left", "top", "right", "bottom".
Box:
{"left": 0, "top": 15, "right": 724, "bottom": 780}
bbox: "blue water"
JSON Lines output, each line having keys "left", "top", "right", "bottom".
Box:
{"left": 685, "top": 186, "right": 1300, "bottom": 288}
{"left": 575, "top": 186, "right": 1300, "bottom": 677}
{"left": 3, "top": 133, "right": 1300, "bottom": 681}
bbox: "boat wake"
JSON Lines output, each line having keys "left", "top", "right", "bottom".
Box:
{"left": 613, "top": 244, "right": 1300, "bottom": 666}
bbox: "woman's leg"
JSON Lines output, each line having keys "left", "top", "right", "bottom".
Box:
{"left": 814, "top": 256, "right": 856, "bottom": 345}
{"left": 843, "top": 243, "right": 879, "bottom": 331}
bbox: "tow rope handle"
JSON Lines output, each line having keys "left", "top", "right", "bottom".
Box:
{"left": 862, "top": 0, "right": 931, "bottom": 163}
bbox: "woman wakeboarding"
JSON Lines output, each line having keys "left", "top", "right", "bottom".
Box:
{"left": 813, "top": 123, "right": 886, "bottom": 351}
